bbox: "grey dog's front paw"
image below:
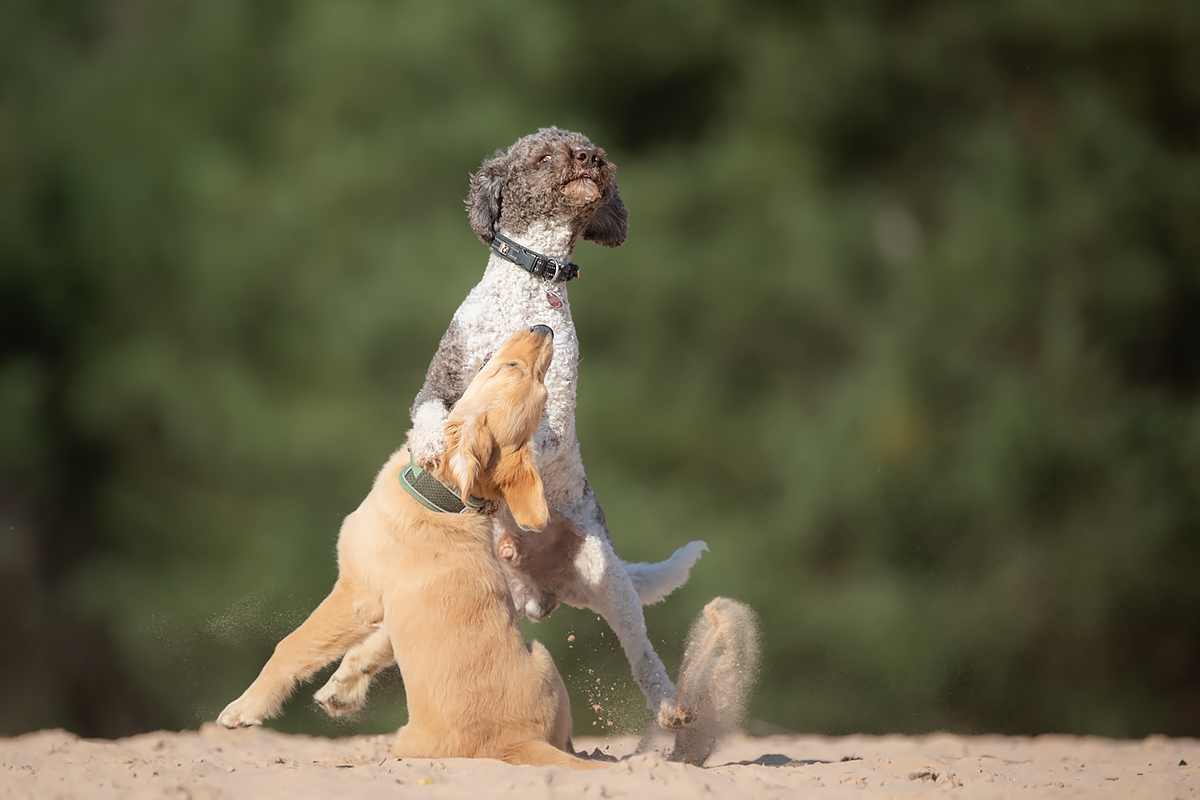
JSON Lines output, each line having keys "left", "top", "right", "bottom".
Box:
{"left": 409, "top": 404, "right": 449, "bottom": 468}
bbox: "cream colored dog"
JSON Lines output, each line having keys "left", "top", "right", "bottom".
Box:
{"left": 217, "top": 325, "right": 604, "bottom": 769}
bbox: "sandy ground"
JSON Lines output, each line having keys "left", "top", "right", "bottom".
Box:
{"left": 2, "top": 725, "right": 1197, "bottom": 799}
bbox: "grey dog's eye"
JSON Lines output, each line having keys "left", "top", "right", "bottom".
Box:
{"left": 538, "top": 154, "right": 552, "bottom": 164}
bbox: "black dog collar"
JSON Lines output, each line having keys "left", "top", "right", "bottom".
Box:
{"left": 490, "top": 232, "right": 580, "bottom": 283}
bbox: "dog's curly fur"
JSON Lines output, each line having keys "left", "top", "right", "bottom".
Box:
{"left": 323, "top": 127, "right": 707, "bottom": 728}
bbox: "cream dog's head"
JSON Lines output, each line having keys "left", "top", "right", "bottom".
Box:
{"left": 438, "top": 325, "right": 553, "bottom": 530}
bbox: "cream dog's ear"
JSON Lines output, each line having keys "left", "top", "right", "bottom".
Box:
{"left": 445, "top": 414, "right": 492, "bottom": 504}
{"left": 501, "top": 444, "right": 549, "bottom": 532}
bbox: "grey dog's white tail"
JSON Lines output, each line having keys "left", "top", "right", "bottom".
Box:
{"left": 671, "top": 597, "right": 761, "bottom": 766}
{"left": 624, "top": 541, "right": 708, "bottom": 605}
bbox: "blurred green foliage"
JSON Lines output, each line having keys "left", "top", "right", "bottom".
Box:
{"left": 2, "top": 0, "right": 1199, "bottom": 740}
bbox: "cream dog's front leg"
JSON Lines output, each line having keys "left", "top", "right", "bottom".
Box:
{"left": 218, "top": 580, "right": 374, "bottom": 727}
{"left": 314, "top": 625, "right": 395, "bottom": 716}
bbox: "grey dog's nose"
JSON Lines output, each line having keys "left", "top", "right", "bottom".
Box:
{"left": 530, "top": 324, "right": 553, "bottom": 338}
{"left": 573, "top": 148, "right": 598, "bottom": 167}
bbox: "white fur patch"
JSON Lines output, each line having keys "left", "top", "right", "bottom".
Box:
{"left": 412, "top": 401, "right": 449, "bottom": 466}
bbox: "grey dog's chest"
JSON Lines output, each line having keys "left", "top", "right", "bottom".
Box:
{"left": 454, "top": 275, "right": 580, "bottom": 450}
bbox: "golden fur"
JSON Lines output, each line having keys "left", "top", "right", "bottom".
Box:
{"left": 217, "top": 326, "right": 604, "bottom": 770}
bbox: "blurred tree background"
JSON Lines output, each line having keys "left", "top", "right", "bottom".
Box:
{"left": 3, "top": 0, "right": 1198, "bottom": 741}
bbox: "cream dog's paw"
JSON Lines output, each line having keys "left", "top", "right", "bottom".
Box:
{"left": 216, "top": 698, "right": 264, "bottom": 729}
{"left": 314, "top": 672, "right": 368, "bottom": 717}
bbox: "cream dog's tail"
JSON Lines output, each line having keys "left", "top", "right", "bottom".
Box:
{"left": 624, "top": 541, "right": 708, "bottom": 605}
{"left": 670, "top": 597, "right": 761, "bottom": 766}
{"left": 501, "top": 740, "right": 609, "bottom": 770}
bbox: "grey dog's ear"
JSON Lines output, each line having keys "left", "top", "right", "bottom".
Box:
{"left": 465, "top": 149, "right": 508, "bottom": 245}
{"left": 583, "top": 177, "right": 629, "bottom": 248}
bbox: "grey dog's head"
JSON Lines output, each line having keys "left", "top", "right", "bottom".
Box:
{"left": 465, "top": 127, "right": 628, "bottom": 249}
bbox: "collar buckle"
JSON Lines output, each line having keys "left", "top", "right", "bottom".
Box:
{"left": 490, "top": 232, "right": 578, "bottom": 284}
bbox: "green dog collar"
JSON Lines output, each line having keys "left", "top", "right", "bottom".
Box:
{"left": 399, "top": 455, "right": 486, "bottom": 514}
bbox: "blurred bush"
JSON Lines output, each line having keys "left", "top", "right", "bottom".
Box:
{"left": 2, "top": 0, "right": 1198, "bottom": 739}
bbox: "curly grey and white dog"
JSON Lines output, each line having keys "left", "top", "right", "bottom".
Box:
{"left": 314, "top": 127, "right": 707, "bottom": 728}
